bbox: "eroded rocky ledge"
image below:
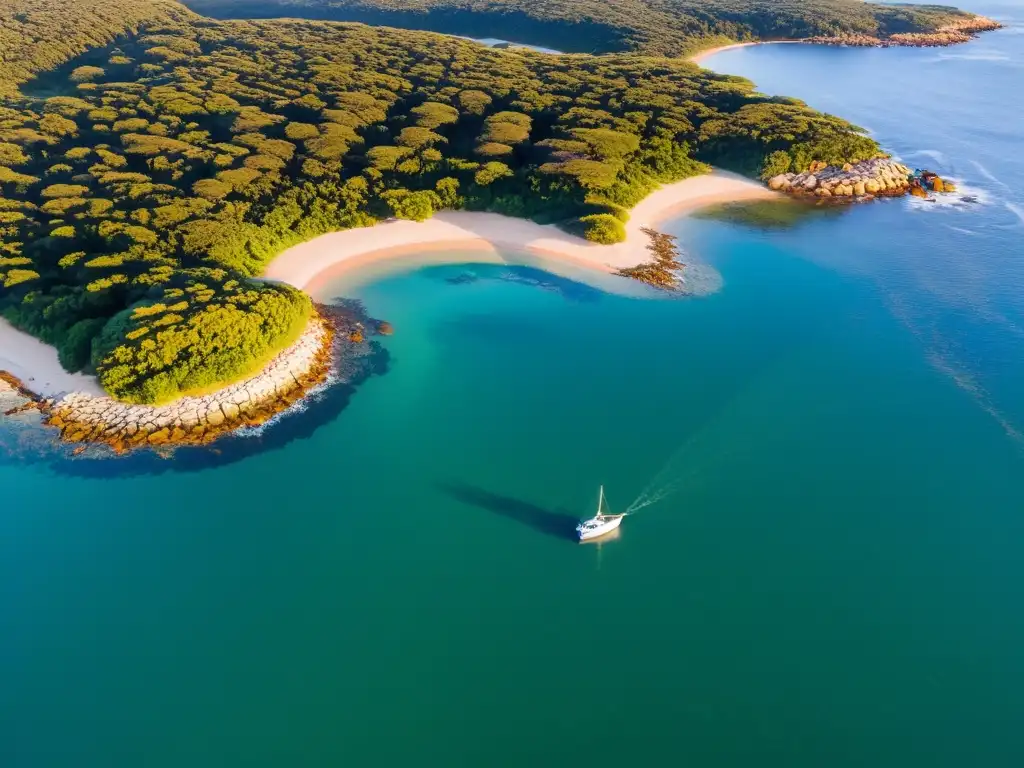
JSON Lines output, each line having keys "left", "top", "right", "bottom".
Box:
{"left": 767, "top": 159, "right": 957, "bottom": 201}
{"left": 37, "top": 312, "right": 338, "bottom": 453}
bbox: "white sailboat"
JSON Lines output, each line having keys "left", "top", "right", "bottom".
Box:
{"left": 576, "top": 485, "right": 624, "bottom": 541}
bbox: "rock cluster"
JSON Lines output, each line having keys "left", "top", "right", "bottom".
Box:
{"left": 768, "top": 159, "right": 914, "bottom": 200}
{"left": 42, "top": 316, "right": 335, "bottom": 453}
{"left": 1, "top": 370, "right": 42, "bottom": 415}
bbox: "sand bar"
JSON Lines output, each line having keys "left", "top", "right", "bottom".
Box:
{"left": 265, "top": 170, "right": 778, "bottom": 291}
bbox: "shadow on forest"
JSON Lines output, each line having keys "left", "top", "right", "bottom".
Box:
{"left": 2, "top": 342, "right": 391, "bottom": 479}
{"left": 437, "top": 481, "right": 579, "bottom": 541}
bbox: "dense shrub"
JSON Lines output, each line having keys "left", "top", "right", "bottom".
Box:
{"left": 581, "top": 214, "right": 626, "bottom": 244}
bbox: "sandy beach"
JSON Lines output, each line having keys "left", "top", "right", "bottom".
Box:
{"left": 0, "top": 318, "right": 105, "bottom": 398}
{"left": 689, "top": 40, "right": 799, "bottom": 65}
{"left": 2, "top": 170, "right": 777, "bottom": 399}
{"left": 265, "top": 170, "right": 778, "bottom": 291}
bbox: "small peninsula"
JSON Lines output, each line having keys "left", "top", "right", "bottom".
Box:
{"left": 0, "top": 0, "right": 1000, "bottom": 450}
{"left": 181, "top": 0, "right": 1001, "bottom": 58}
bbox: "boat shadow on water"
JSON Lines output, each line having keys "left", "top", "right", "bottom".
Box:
{"left": 437, "top": 481, "right": 580, "bottom": 542}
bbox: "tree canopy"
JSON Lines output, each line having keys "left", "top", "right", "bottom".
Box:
{"left": 181, "top": 0, "right": 989, "bottom": 57}
{"left": 0, "top": 0, "right": 893, "bottom": 402}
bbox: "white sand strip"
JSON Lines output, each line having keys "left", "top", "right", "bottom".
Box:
{"left": 689, "top": 40, "right": 801, "bottom": 65}
{"left": 2, "top": 171, "right": 777, "bottom": 397}
{"left": 264, "top": 170, "right": 778, "bottom": 291}
{"left": 0, "top": 318, "right": 105, "bottom": 398}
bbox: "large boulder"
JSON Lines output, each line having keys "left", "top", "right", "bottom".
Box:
{"left": 853, "top": 181, "right": 866, "bottom": 196}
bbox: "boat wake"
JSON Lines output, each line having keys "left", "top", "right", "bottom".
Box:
{"left": 624, "top": 423, "right": 740, "bottom": 514}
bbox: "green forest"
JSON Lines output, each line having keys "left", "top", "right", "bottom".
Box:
{"left": 0, "top": 0, "right": 911, "bottom": 403}
{"left": 183, "top": 0, "right": 984, "bottom": 57}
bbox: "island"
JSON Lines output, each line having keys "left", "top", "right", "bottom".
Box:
{"left": 0, "top": 0, "right": 1000, "bottom": 451}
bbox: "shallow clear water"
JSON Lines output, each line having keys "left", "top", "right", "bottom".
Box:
{"left": 3, "top": 7, "right": 1024, "bottom": 766}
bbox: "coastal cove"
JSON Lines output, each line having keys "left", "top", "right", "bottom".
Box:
{"left": 3, "top": 0, "right": 1000, "bottom": 417}
{"left": 4, "top": 3, "right": 1024, "bottom": 768}
{"left": 0, "top": 151, "right": 961, "bottom": 453}
{"left": 0, "top": 170, "right": 776, "bottom": 451}
{"left": 263, "top": 171, "right": 779, "bottom": 290}
{"left": 7, "top": 193, "right": 1024, "bottom": 767}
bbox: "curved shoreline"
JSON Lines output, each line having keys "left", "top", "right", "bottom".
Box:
{"left": 689, "top": 40, "right": 794, "bottom": 64}
{"left": 688, "top": 16, "right": 1003, "bottom": 66}
{"left": 0, "top": 170, "right": 776, "bottom": 445}
{"left": 264, "top": 170, "right": 779, "bottom": 292}
{"left": 38, "top": 314, "right": 337, "bottom": 452}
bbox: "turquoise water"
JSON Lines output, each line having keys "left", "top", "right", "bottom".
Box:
{"left": 4, "top": 8, "right": 1024, "bottom": 766}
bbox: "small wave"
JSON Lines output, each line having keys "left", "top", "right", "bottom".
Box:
{"left": 234, "top": 373, "right": 339, "bottom": 439}
{"left": 932, "top": 51, "right": 1012, "bottom": 63}
{"left": 970, "top": 160, "right": 1010, "bottom": 190}
{"left": 904, "top": 149, "right": 948, "bottom": 167}
{"left": 944, "top": 225, "right": 977, "bottom": 236}
{"left": 905, "top": 178, "right": 990, "bottom": 211}
{"left": 1005, "top": 202, "right": 1024, "bottom": 227}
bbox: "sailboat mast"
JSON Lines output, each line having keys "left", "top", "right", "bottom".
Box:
{"left": 598, "top": 485, "right": 604, "bottom": 516}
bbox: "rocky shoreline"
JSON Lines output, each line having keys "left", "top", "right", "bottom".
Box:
{"left": 0, "top": 304, "right": 389, "bottom": 454}
{"left": 807, "top": 16, "right": 1002, "bottom": 49}
{"left": 45, "top": 315, "right": 335, "bottom": 452}
{"left": 766, "top": 158, "right": 957, "bottom": 201}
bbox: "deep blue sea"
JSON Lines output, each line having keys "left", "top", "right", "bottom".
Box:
{"left": 3, "top": 4, "right": 1023, "bottom": 766}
